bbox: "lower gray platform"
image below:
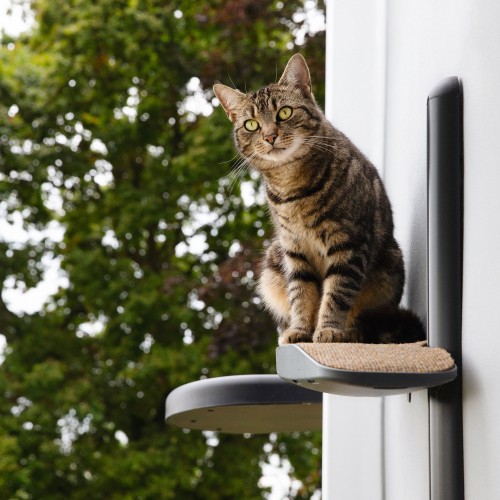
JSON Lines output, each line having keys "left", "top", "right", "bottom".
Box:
{"left": 165, "top": 374, "right": 322, "bottom": 434}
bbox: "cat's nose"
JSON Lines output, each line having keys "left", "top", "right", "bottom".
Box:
{"left": 264, "top": 132, "right": 278, "bottom": 145}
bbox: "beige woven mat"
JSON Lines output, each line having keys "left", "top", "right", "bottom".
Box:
{"left": 297, "top": 342, "right": 455, "bottom": 373}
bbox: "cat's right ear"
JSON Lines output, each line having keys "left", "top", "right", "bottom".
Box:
{"left": 213, "top": 84, "right": 245, "bottom": 123}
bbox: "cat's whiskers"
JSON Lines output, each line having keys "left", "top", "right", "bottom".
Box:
{"left": 223, "top": 159, "right": 246, "bottom": 194}
{"left": 218, "top": 152, "right": 241, "bottom": 165}
{"left": 302, "top": 137, "right": 338, "bottom": 155}
{"left": 304, "top": 135, "right": 338, "bottom": 147}
{"left": 305, "top": 136, "right": 344, "bottom": 151}
{"left": 220, "top": 151, "right": 258, "bottom": 196}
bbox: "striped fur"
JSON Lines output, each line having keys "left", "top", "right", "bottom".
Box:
{"left": 213, "top": 54, "right": 425, "bottom": 345}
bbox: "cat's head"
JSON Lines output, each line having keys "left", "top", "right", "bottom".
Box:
{"left": 213, "top": 54, "right": 322, "bottom": 166}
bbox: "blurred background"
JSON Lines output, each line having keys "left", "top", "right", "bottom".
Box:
{"left": 0, "top": 0, "right": 325, "bottom": 498}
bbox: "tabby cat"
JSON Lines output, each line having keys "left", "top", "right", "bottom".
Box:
{"left": 213, "top": 54, "right": 425, "bottom": 345}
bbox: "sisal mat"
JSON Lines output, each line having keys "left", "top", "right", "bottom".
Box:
{"left": 296, "top": 342, "right": 455, "bottom": 373}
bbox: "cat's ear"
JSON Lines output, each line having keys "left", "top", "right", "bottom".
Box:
{"left": 278, "top": 54, "right": 312, "bottom": 94}
{"left": 213, "top": 83, "right": 246, "bottom": 123}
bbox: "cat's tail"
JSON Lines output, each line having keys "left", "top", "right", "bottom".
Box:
{"left": 354, "top": 306, "right": 426, "bottom": 344}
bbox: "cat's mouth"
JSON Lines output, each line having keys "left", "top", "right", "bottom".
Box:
{"left": 264, "top": 146, "right": 288, "bottom": 160}
{"left": 263, "top": 140, "right": 301, "bottom": 161}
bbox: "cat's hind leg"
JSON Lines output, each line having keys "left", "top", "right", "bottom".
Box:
{"left": 258, "top": 242, "right": 291, "bottom": 334}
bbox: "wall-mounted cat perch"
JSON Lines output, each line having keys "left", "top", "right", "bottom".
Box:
{"left": 165, "top": 340, "right": 456, "bottom": 431}
{"left": 166, "top": 340, "right": 457, "bottom": 432}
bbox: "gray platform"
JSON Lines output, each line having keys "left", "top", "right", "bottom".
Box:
{"left": 165, "top": 374, "right": 322, "bottom": 434}
{"left": 276, "top": 344, "right": 457, "bottom": 397}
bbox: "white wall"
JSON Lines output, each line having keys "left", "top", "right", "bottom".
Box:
{"left": 325, "top": 0, "right": 500, "bottom": 498}
{"left": 385, "top": 1, "right": 500, "bottom": 498}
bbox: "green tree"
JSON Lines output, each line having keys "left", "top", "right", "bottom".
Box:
{"left": 0, "top": 1, "right": 325, "bottom": 497}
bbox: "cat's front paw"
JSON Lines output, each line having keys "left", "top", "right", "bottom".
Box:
{"left": 313, "top": 327, "right": 345, "bottom": 343}
{"left": 279, "top": 328, "right": 313, "bottom": 344}
{"left": 313, "top": 327, "right": 360, "bottom": 343}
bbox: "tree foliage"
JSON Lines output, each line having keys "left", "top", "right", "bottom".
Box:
{"left": 0, "top": 0, "right": 325, "bottom": 497}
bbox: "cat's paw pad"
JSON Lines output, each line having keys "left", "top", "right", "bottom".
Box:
{"left": 279, "top": 328, "right": 313, "bottom": 344}
{"left": 313, "top": 327, "right": 345, "bottom": 343}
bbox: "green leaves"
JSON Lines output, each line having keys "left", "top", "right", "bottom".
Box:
{"left": 0, "top": 0, "right": 325, "bottom": 497}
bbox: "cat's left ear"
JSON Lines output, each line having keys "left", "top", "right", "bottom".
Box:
{"left": 278, "top": 54, "right": 312, "bottom": 95}
{"left": 213, "top": 83, "right": 246, "bottom": 123}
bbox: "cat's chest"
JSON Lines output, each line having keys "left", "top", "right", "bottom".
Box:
{"left": 270, "top": 197, "right": 317, "bottom": 227}
{"left": 276, "top": 219, "right": 329, "bottom": 274}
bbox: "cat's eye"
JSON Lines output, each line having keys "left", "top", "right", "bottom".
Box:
{"left": 277, "top": 106, "right": 293, "bottom": 121}
{"left": 244, "top": 119, "right": 260, "bottom": 132}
